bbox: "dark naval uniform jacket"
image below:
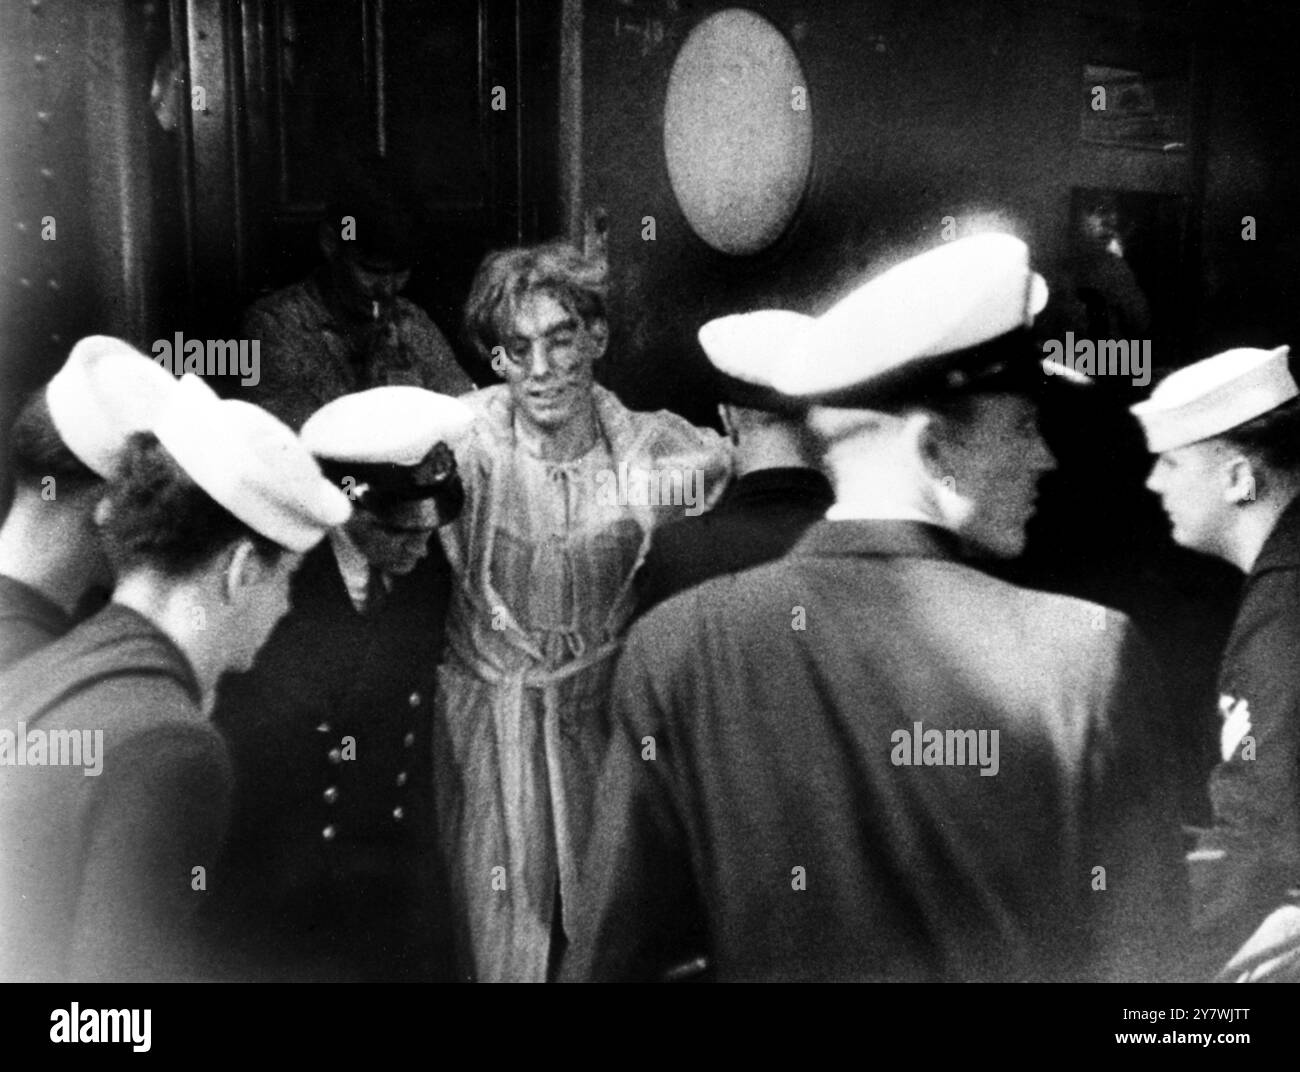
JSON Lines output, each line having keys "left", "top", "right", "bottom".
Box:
{"left": 0, "top": 604, "right": 228, "bottom": 982}
{"left": 1191, "top": 494, "right": 1300, "bottom": 964}
{"left": 208, "top": 537, "right": 454, "bottom": 981}
{"left": 561, "top": 520, "right": 1190, "bottom": 983}
{"left": 633, "top": 466, "right": 834, "bottom": 618}
{"left": 0, "top": 574, "right": 73, "bottom": 671}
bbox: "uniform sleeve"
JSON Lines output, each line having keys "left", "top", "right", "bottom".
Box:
{"left": 1081, "top": 620, "right": 1193, "bottom": 981}
{"left": 68, "top": 721, "right": 232, "bottom": 982}
{"left": 1192, "top": 569, "right": 1300, "bottom": 952}
{"left": 559, "top": 619, "right": 706, "bottom": 981}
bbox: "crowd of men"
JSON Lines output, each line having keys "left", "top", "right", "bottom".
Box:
{"left": 1, "top": 168, "right": 1298, "bottom": 984}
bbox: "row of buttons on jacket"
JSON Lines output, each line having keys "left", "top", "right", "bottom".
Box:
{"left": 314, "top": 691, "right": 424, "bottom": 841}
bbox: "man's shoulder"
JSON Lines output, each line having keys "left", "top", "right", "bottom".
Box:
{"left": 0, "top": 576, "right": 69, "bottom": 672}
{"left": 636, "top": 548, "right": 1138, "bottom": 665}
{"left": 392, "top": 295, "right": 439, "bottom": 330}
{"left": 243, "top": 278, "right": 321, "bottom": 325}
{"left": 455, "top": 384, "right": 512, "bottom": 441}
{"left": 640, "top": 506, "right": 763, "bottom": 581}
{"left": 593, "top": 386, "right": 727, "bottom": 462}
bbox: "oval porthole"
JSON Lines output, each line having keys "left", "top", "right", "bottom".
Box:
{"left": 663, "top": 9, "right": 813, "bottom": 256}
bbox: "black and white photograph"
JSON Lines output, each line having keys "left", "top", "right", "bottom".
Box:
{"left": 1, "top": 0, "right": 1298, "bottom": 1053}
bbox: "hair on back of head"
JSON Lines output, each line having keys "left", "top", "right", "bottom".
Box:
{"left": 1218, "top": 396, "right": 1300, "bottom": 478}
{"left": 98, "top": 432, "right": 284, "bottom": 578}
{"left": 7, "top": 389, "right": 100, "bottom": 492}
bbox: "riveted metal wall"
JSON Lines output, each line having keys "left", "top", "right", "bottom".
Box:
{"left": 1, "top": 0, "right": 564, "bottom": 482}
{"left": 1, "top": 0, "right": 193, "bottom": 506}
{"left": 1, "top": 0, "right": 95, "bottom": 416}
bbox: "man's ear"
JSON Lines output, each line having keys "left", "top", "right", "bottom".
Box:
{"left": 1224, "top": 454, "right": 1259, "bottom": 505}
{"left": 718, "top": 403, "right": 738, "bottom": 446}
{"left": 586, "top": 318, "right": 610, "bottom": 361}
{"left": 910, "top": 408, "right": 950, "bottom": 480}
{"left": 221, "top": 538, "right": 266, "bottom": 604}
{"left": 318, "top": 220, "right": 340, "bottom": 262}
{"left": 92, "top": 494, "right": 113, "bottom": 529}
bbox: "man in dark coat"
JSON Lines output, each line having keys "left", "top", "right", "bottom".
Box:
{"left": 0, "top": 375, "right": 349, "bottom": 982}
{"left": 1133, "top": 344, "right": 1300, "bottom": 979}
{"left": 208, "top": 386, "right": 473, "bottom": 982}
{"left": 561, "top": 234, "right": 1189, "bottom": 983}
{"left": 0, "top": 337, "right": 176, "bottom": 670}
{"left": 633, "top": 313, "right": 831, "bottom": 618}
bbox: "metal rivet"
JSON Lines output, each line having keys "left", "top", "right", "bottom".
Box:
{"left": 39, "top": 167, "right": 53, "bottom": 180}
{"left": 395, "top": 771, "right": 407, "bottom": 787}
{"left": 316, "top": 722, "right": 331, "bottom": 733}
{"left": 321, "top": 824, "right": 336, "bottom": 841}
{"left": 18, "top": 277, "right": 31, "bottom": 287}
{"left": 47, "top": 278, "right": 59, "bottom": 291}
{"left": 327, "top": 747, "right": 342, "bottom": 763}
{"left": 34, "top": 54, "right": 47, "bottom": 67}
{"left": 15, "top": 221, "right": 27, "bottom": 232}
{"left": 408, "top": 691, "right": 421, "bottom": 707}
{"left": 403, "top": 732, "right": 415, "bottom": 748}
{"left": 36, "top": 111, "right": 50, "bottom": 124}
{"left": 30, "top": 0, "right": 42, "bottom": 12}
{"left": 392, "top": 806, "right": 404, "bottom": 821}
{"left": 323, "top": 786, "right": 339, "bottom": 804}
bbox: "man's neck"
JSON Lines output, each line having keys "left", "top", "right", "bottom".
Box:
{"left": 0, "top": 504, "right": 97, "bottom": 617}
{"left": 111, "top": 574, "right": 220, "bottom": 713}
{"left": 1228, "top": 488, "right": 1300, "bottom": 572}
{"left": 733, "top": 432, "right": 821, "bottom": 479}
{"left": 514, "top": 400, "right": 601, "bottom": 462}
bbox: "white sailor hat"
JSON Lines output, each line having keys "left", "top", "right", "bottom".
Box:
{"left": 698, "top": 310, "right": 815, "bottom": 412}
{"left": 698, "top": 233, "right": 1062, "bottom": 409}
{"left": 44, "top": 335, "right": 179, "bottom": 479}
{"left": 1130, "top": 345, "right": 1296, "bottom": 453}
{"left": 300, "top": 386, "right": 475, "bottom": 505}
{"left": 153, "top": 375, "right": 352, "bottom": 552}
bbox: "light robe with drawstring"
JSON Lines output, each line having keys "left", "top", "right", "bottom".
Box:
{"left": 433, "top": 382, "right": 731, "bottom": 981}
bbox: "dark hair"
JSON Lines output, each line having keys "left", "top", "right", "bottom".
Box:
{"left": 99, "top": 432, "right": 284, "bottom": 578}
{"left": 1218, "top": 396, "right": 1300, "bottom": 476}
{"left": 463, "top": 242, "right": 608, "bottom": 364}
{"left": 7, "top": 389, "right": 101, "bottom": 492}
{"left": 324, "top": 154, "right": 420, "bottom": 268}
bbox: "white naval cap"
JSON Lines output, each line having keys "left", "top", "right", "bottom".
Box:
{"left": 1130, "top": 345, "right": 1296, "bottom": 453}
{"left": 44, "top": 335, "right": 179, "bottom": 479}
{"left": 697, "top": 233, "right": 1054, "bottom": 407}
{"left": 152, "top": 375, "right": 352, "bottom": 552}
{"left": 698, "top": 309, "right": 816, "bottom": 411}
{"left": 299, "top": 385, "right": 475, "bottom": 465}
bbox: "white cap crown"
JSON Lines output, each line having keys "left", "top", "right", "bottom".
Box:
{"left": 44, "top": 335, "right": 179, "bottom": 479}
{"left": 1131, "top": 345, "right": 1295, "bottom": 453}
{"left": 300, "top": 385, "right": 476, "bottom": 464}
{"left": 152, "top": 376, "right": 351, "bottom": 552}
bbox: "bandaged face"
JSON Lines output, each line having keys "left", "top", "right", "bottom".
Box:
{"left": 496, "top": 292, "right": 604, "bottom": 437}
